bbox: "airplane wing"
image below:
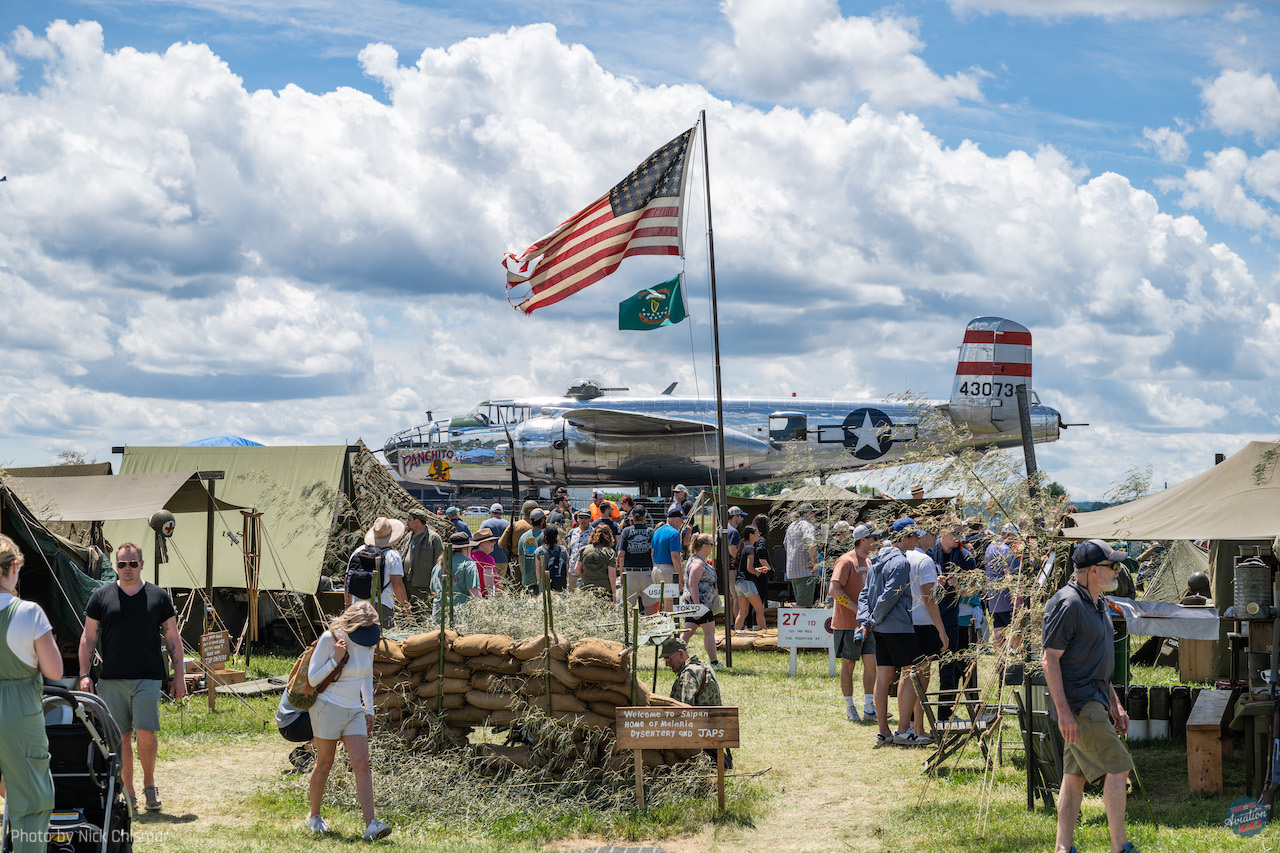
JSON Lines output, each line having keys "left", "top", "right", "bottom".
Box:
{"left": 562, "top": 408, "right": 719, "bottom": 437}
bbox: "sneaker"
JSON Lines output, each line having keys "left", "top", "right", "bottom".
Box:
{"left": 305, "top": 814, "right": 331, "bottom": 834}
{"left": 846, "top": 705, "right": 861, "bottom": 722}
{"left": 893, "top": 730, "right": 934, "bottom": 747}
{"left": 364, "top": 818, "right": 393, "bottom": 841}
{"left": 143, "top": 785, "right": 162, "bottom": 810}
{"left": 863, "top": 707, "right": 877, "bottom": 720}
{"left": 874, "top": 733, "right": 894, "bottom": 748}
{"left": 288, "top": 746, "right": 315, "bottom": 772}
{"left": 1116, "top": 843, "right": 1139, "bottom": 853}
{"left": 710, "top": 660, "right": 724, "bottom": 669}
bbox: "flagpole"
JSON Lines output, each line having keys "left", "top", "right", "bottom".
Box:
{"left": 699, "top": 110, "right": 733, "bottom": 668}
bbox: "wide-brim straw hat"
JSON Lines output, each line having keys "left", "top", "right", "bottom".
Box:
{"left": 365, "top": 516, "right": 407, "bottom": 547}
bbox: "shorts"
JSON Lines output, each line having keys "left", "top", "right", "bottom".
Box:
{"left": 834, "top": 629, "right": 865, "bottom": 662}
{"left": 684, "top": 606, "right": 717, "bottom": 626}
{"left": 279, "top": 712, "right": 314, "bottom": 743}
{"left": 992, "top": 610, "right": 1013, "bottom": 629}
{"left": 873, "top": 631, "right": 919, "bottom": 668}
{"left": 310, "top": 697, "right": 368, "bottom": 740}
{"left": 97, "top": 679, "right": 162, "bottom": 733}
{"left": 1061, "top": 700, "right": 1134, "bottom": 783}
{"left": 734, "top": 580, "right": 758, "bottom": 598}
{"left": 914, "top": 624, "right": 943, "bottom": 660}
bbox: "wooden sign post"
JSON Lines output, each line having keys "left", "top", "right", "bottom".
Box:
{"left": 199, "top": 630, "right": 230, "bottom": 711}
{"left": 616, "top": 706, "right": 740, "bottom": 810}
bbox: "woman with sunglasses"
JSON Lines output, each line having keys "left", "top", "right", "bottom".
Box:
{"left": 0, "top": 534, "right": 63, "bottom": 853}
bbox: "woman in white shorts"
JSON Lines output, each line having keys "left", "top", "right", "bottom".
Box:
{"left": 305, "top": 600, "right": 391, "bottom": 841}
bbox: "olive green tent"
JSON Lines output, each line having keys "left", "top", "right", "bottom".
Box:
{"left": 103, "top": 445, "right": 350, "bottom": 594}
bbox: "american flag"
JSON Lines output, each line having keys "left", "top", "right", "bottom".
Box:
{"left": 504, "top": 126, "right": 696, "bottom": 315}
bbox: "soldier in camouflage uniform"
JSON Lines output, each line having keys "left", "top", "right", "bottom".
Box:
{"left": 660, "top": 637, "right": 731, "bottom": 768}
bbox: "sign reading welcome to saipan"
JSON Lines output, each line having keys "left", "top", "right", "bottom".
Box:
{"left": 615, "top": 706, "right": 740, "bottom": 750}
{"left": 1225, "top": 797, "right": 1268, "bottom": 837}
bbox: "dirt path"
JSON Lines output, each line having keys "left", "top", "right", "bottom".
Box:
{"left": 129, "top": 740, "right": 282, "bottom": 838}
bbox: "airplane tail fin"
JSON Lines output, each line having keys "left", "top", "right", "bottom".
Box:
{"left": 948, "top": 317, "right": 1032, "bottom": 435}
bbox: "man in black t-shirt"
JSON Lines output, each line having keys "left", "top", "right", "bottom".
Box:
{"left": 78, "top": 543, "right": 185, "bottom": 813}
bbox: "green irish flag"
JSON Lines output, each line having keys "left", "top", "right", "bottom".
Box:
{"left": 618, "top": 274, "right": 687, "bottom": 331}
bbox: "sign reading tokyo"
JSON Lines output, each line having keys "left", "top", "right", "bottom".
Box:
{"left": 777, "top": 608, "right": 835, "bottom": 649}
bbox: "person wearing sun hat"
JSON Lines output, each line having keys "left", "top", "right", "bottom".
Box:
{"left": 432, "top": 532, "right": 483, "bottom": 619}
{"left": 305, "top": 599, "right": 393, "bottom": 841}
{"left": 349, "top": 517, "right": 409, "bottom": 624}
{"left": 1043, "top": 538, "right": 1137, "bottom": 853}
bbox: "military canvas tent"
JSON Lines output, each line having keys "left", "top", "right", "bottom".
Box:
{"left": 103, "top": 445, "right": 350, "bottom": 593}
{"left": 0, "top": 480, "right": 104, "bottom": 652}
{"left": 1066, "top": 441, "right": 1280, "bottom": 541}
{"left": 8, "top": 472, "right": 242, "bottom": 522}
{"left": 1066, "top": 441, "right": 1280, "bottom": 678}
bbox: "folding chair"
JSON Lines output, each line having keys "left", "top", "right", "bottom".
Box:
{"left": 911, "top": 665, "right": 999, "bottom": 775}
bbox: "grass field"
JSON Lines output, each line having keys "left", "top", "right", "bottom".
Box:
{"left": 20, "top": 645, "right": 1280, "bottom": 852}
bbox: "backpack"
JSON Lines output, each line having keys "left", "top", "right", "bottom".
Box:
{"left": 544, "top": 546, "right": 568, "bottom": 590}
{"left": 285, "top": 638, "right": 348, "bottom": 710}
{"left": 345, "top": 545, "right": 384, "bottom": 601}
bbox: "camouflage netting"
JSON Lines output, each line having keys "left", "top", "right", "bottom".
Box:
{"left": 322, "top": 441, "right": 454, "bottom": 579}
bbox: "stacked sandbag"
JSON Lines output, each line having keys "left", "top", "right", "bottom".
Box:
{"left": 714, "top": 627, "right": 781, "bottom": 653}
{"left": 368, "top": 630, "right": 697, "bottom": 770}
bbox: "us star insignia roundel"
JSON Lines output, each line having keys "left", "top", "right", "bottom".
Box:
{"left": 842, "top": 408, "right": 894, "bottom": 460}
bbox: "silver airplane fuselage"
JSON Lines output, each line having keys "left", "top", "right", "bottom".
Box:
{"left": 384, "top": 392, "right": 1060, "bottom": 490}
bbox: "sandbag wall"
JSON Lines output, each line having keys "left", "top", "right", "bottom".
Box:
{"left": 370, "top": 631, "right": 699, "bottom": 770}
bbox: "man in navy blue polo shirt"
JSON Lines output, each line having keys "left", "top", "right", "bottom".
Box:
{"left": 1042, "top": 539, "right": 1137, "bottom": 853}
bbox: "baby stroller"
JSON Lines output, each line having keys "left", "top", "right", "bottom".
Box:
{"left": 2, "top": 686, "right": 132, "bottom": 853}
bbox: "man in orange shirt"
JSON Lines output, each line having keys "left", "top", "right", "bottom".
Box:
{"left": 828, "top": 524, "right": 878, "bottom": 722}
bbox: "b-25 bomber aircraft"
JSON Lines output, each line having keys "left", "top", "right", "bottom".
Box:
{"left": 383, "top": 317, "right": 1064, "bottom": 492}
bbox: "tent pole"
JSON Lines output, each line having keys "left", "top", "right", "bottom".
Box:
{"left": 699, "top": 109, "right": 732, "bottom": 667}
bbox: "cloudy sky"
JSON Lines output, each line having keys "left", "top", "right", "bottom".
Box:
{"left": 2, "top": 0, "right": 1279, "bottom": 500}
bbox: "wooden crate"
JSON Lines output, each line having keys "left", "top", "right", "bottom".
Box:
{"left": 207, "top": 667, "right": 246, "bottom": 687}
{"left": 1187, "top": 689, "right": 1233, "bottom": 794}
{"left": 1180, "top": 639, "right": 1217, "bottom": 682}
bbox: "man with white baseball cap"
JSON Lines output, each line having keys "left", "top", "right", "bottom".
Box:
{"left": 1043, "top": 538, "right": 1136, "bottom": 853}
{"left": 829, "top": 523, "right": 879, "bottom": 721}
{"left": 479, "top": 503, "right": 511, "bottom": 582}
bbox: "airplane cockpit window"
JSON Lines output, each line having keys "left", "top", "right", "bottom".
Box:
{"left": 769, "top": 413, "right": 808, "bottom": 442}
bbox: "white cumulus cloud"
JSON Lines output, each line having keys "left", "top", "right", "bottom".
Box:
{"left": 703, "top": 0, "right": 986, "bottom": 110}
{"left": 1143, "top": 126, "right": 1189, "bottom": 163}
{"left": 1200, "top": 68, "right": 1280, "bottom": 142}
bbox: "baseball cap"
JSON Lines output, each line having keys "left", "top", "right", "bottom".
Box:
{"left": 674, "top": 484, "right": 688, "bottom": 493}
{"left": 728, "top": 506, "right": 746, "bottom": 518}
{"left": 851, "top": 523, "right": 874, "bottom": 542}
{"left": 892, "top": 517, "right": 927, "bottom": 536}
{"left": 666, "top": 506, "right": 684, "bottom": 518}
{"left": 798, "top": 502, "right": 816, "bottom": 514}
{"left": 576, "top": 508, "right": 591, "bottom": 518}
{"left": 530, "top": 508, "right": 546, "bottom": 523}
{"left": 347, "top": 624, "right": 382, "bottom": 648}
{"left": 445, "top": 506, "right": 460, "bottom": 517}
{"left": 1072, "top": 539, "right": 1127, "bottom": 569}
{"left": 490, "top": 502, "right": 504, "bottom": 514}
{"left": 659, "top": 637, "right": 687, "bottom": 657}
{"left": 592, "top": 488, "right": 605, "bottom": 499}
{"left": 408, "top": 507, "right": 430, "bottom": 522}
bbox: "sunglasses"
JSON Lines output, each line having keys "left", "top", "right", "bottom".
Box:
{"left": 116, "top": 560, "right": 141, "bottom": 569}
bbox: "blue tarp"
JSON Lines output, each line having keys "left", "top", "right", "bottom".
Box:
{"left": 182, "top": 435, "right": 264, "bottom": 447}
